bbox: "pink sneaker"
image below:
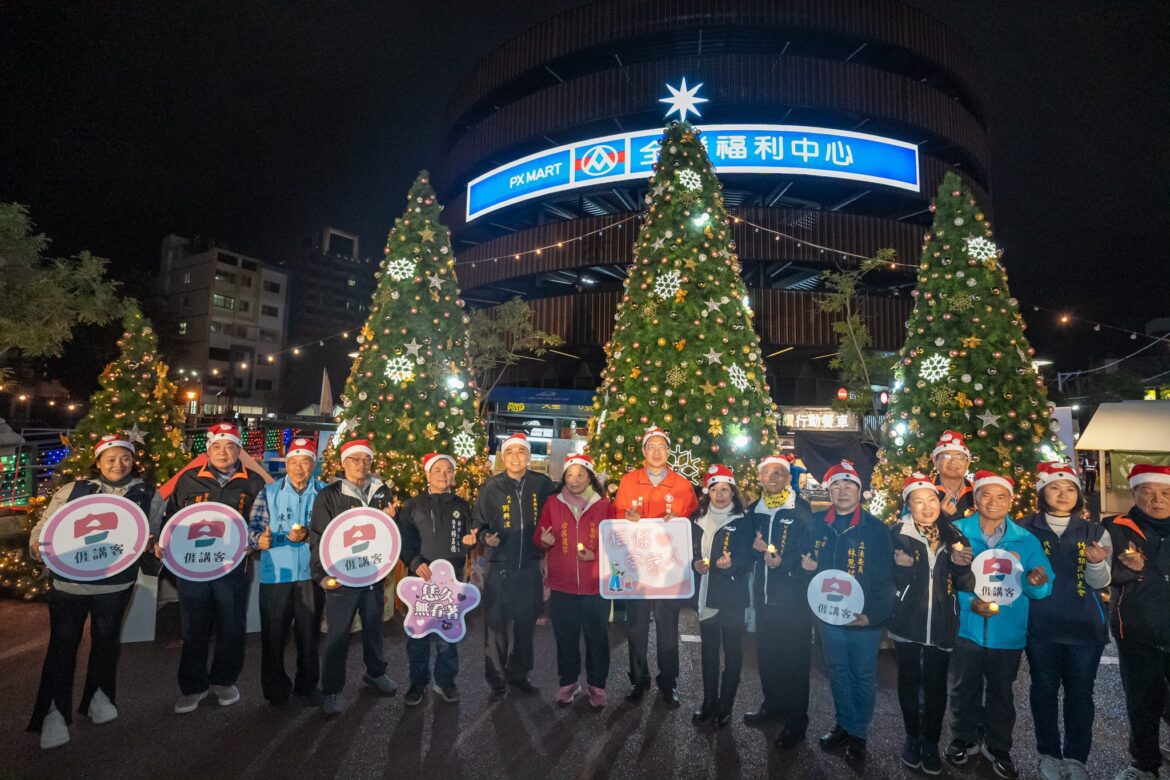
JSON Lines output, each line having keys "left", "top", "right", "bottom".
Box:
{"left": 556, "top": 683, "right": 580, "bottom": 705}
{"left": 587, "top": 685, "right": 607, "bottom": 709}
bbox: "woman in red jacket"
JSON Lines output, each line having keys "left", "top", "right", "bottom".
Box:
{"left": 535, "top": 454, "right": 613, "bottom": 709}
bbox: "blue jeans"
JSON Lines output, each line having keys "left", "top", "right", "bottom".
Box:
{"left": 407, "top": 635, "right": 459, "bottom": 688}
{"left": 1026, "top": 638, "right": 1105, "bottom": 763}
{"left": 820, "top": 623, "right": 883, "bottom": 739}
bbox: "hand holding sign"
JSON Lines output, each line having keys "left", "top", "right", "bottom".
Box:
{"left": 38, "top": 495, "right": 149, "bottom": 581}
{"left": 160, "top": 503, "right": 248, "bottom": 581}
{"left": 397, "top": 559, "right": 481, "bottom": 642}
{"left": 319, "top": 508, "right": 401, "bottom": 588}
{"left": 416, "top": 562, "right": 432, "bottom": 582}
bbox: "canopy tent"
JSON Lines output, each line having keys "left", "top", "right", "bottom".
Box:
{"left": 1075, "top": 400, "right": 1170, "bottom": 513}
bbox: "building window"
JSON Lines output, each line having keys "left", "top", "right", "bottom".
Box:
{"left": 208, "top": 347, "right": 231, "bottom": 361}
{"left": 263, "top": 280, "right": 281, "bottom": 293}
{"left": 181, "top": 294, "right": 190, "bottom": 308}
{"left": 215, "top": 270, "right": 236, "bottom": 284}
{"left": 182, "top": 271, "right": 191, "bottom": 284}
{"left": 261, "top": 304, "right": 279, "bottom": 318}
{"left": 259, "top": 329, "right": 279, "bottom": 343}
{"left": 178, "top": 321, "right": 188, "bottom": 335}
{"left": 255, "top": 379, "right": 273, "bottom": 391}
{"left": 238, "top": 300, "right": 250, "bottom": 313}
{"left": 212, "top": 294, "right": 235, "bottom": 310}
{"left": 233, "top": 377, "right": 245, "bottom": 390}
{"left": 217, "top": 252, "right": 238, "bottom": 267}
{"left": 241, "top": 276, "right": 253, "bottom": 288}
{"left": 241, "top": 259, "right": 258, "bottom": 272}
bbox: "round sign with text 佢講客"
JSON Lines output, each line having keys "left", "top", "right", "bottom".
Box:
{"left": 320, "top": 507, "right": 401, "bottom": 588}
{"left": 807, "top": 569, "right": 865, "bottom": 626}
{"left": 160, "top": 502, "right": 249, "bottom": 581}
{"left": 972, "top": 548, "right": 1025, "bottom": 606}
{"left": 38, "top": 494, "right": 149, "bottom": 582}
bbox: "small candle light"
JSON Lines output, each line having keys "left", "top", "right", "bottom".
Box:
{"left": 291, "top": 523, "right": 303, "bottom": 531}
{"left": 987, "top": 602, "right": 999, "bottom": 614}
{"left": 577, "top": 542, "right": 585, "bottom": 552}
{"left": 324, "top": 577, "right": 339, "bottom": 589}
{"left": 766, "top": 544, "right": 777, "bottom": 555}
{"left": 1125, "top": 543, "right": 1138, "bottom": 555}
{"left": 952, "top": 542, "right": 963, "bottom": 551}
{"left": 702, "top": 558, "right": 710, "bottom": 567}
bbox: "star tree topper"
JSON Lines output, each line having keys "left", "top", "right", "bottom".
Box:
{"left": 660, "top": 78, "right": 708, "bottom": 121}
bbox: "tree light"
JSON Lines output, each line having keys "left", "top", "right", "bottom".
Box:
{"left": 691, "top": 212, "right": 710, "bottom": 228}
{"left": 733, "top": 434, "right": 750, "bottom": 448}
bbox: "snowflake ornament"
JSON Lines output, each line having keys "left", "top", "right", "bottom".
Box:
{"left": 929, "top": 386, "right": 955, "bottom": 406}
{"left": 964, "top": 236, "right": 999, "bottom": 262}
{"left": 452, "top": 432, "right": 476, "bottom": 459}
{"left": 385, "top": 356, "right": 415, "bottom": 383}
{"left": 727, "top": 364, "right": 749, "bottom": 391}
{"left": 653, "top": 270, "right": 683, "bottom": 299}
{"left": 387, "top": 257, "right": 417, "bottom": 281}
{"left": 668, "top": 445, "right": 702, "bottom": 481}
{"left": 666, "top": 365, "right": 687, "bottom": 387}
{"left": 919, "top": 353, "right": 952, "bottom": 383}
{"left": 678, "top": 168, "right": 702, "bottom": 191}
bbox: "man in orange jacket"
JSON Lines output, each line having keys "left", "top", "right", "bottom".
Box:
{"left": 612, "top": 425, "right": 698, "bottom": 705}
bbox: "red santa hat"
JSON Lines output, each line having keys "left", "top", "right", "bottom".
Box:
{"left": 1036, "top": 462, "right": 1079, "bottom": 491}
{"left": 286, "top": 436, "right": 317, "bottom": 461}
{"left": 500, "top": 432, "right": 531, "bottom": 452}
{"left": 973, "top": 470, "right": 1014, "bottom": 494}
{"left": 640, "top": 425, "right": 670, "bottom": 447}
{"left": 932, "top": 430, "right": 971, "bottom": 459}
{"left": 1129, "top": 464, "right": 1170, "bottom": 489}
{"left": 757, "top": 455, "right": 791, "bottom": 473}
{"left": 823, "top": 460, "right": 862, "bottom": 488}
{"left": 704, "top": 464, "right": 736, "bottom": 492}
{"left": 207, "top": 421, "right": 241, "bottom": 447}
{"left": 339, "top": 439, "right": 374, "bottom": 461}
{"left": 563, "top": 453, "right": 596, "bottom": 474}
{"left": 94, "top": 434, "right": 135, "bottom": 458}
{"left": 901, "top": 472, "right": 936, "bottom": 501}
{"left": 422, "top": 452, "right": 456, "bottom": 473}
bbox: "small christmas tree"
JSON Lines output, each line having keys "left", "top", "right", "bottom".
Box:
{"left": 55, "top": 301, "right": 187, "bottom": 486}
{"left": 870, "top": 172, "right": 1063, "bottom": 519}
{"left": 587, "top": 122, "right": 779, "bottom": 492}
{"left": 323, "top": 172, "right": 489, "bottom": 501}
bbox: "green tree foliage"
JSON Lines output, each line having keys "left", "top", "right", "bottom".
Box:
{"left": 467, "top": 297, "right": 563, "bottom": 418}
{"left": 587, "top": 122, "right": 780, "bottom": 493}
{"left": 323, "top": 172, "right": 489, "bottom": 501}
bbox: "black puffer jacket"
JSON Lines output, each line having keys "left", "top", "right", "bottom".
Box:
{"left": 888, "top": 518, "right": 973, "bottom": 648}
{"left": 399, "top": 491, "right": 472, "bottom": 575}
{"left": 471, "top": 470, "right": 554, "bottom": 572}
{"left": 309, "top": 477, "right": 394, "bottom": 588}
{"left": 1107, "top": 507, "right": 1170, "bottom": 650}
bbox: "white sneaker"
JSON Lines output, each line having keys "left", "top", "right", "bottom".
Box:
{"left": 1114, "top": 766, "right": 1159, "bottom": 780}
{"left": 211, "top": 684, "right": 240, "bottom": 706}
{"left": 174, "top": 689, "right": 208, "bottom": 714}
{"left": 1038, "top": 754, "right": 1062, "bottom": 780}
{"left": 1062, "top": 759, "right": 1089, "bottom": 780}
{"left": 87, "top": 689, "right": 118, "bottom": 725}
{"left": 40, "top": 706, "right": 70, "bottom": 750}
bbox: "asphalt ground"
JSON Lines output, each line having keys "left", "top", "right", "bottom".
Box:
{"left": 0, "top": 594, "right": 1134, "bottom": 780}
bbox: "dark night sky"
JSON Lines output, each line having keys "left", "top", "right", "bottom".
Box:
{"left": 2, "top": 1, "right": 1168, "bottom": 381}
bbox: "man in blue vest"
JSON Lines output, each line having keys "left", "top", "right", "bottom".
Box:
{"left": 248, "top": 436, "right": 326, "bottom": 707}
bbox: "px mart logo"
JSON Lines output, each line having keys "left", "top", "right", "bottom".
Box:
{"left": 576, "top": 144, "right": 622, "bottom": 178}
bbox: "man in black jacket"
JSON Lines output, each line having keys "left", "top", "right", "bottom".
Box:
{"left": 399, "top": 452, "right": 474, "bottom": 706}
{"left": 164, "top": 422, "right": 267, "bottom": 715}
{"left": 1107, "top": 464, "right": 1170, "bottom": 780}
{"left": 310, "top": 439, "right": 397, "bottom": 715}
{"left": 472, "top": 432, "right": 554, "bottom": 700}
{"left": 741, "top": 455, "right": 816, "bottom": 747}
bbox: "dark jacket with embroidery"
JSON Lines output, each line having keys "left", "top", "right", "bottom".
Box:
{"left": 889, "top": 518, "right": 973, "bottom": 648}
{"left": 691, "top": 510, "right": 755, "bottom": 612}
{"left": 1018, "top": 512, "right": 1109, "bottom": 646}
{"left": 1107, "top": 507, "right": 1170, "bottom": 650}
{"left": 399, "top": 491, "right": 473, "bottom": 576}
{"left": 471, "top": 470, "right": 554, "bottom": 571}
{"left": 809, "top": 507, "right": 896, "bottom": 627}
{"left": 309, "top": 477, "right": 395, "bottom": 589}
{"left": 164, "top": 461, "right": 266, "bottom": 526}
{"left": 744, "top": 494, "right": 816, "bottom": 607}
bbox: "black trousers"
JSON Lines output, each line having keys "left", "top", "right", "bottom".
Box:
{"left": 176, "top": 563, "right": 250, "bottom": 695}
{"left": 699, "top": 609, "right": 744, "bottom": 713}
{"left": 756, "top": 601, "right": 812, "bottom": 733}
{"left": 549, "top": 590, "right": 610, "bottom": 688}
{"left": 28, "top": 586, "right": 133, "bottom": 731}
{"left": 894, "top": 640, "right": 952, "bottom": 746}
{"left": 626, "top": 598, "right": 682, "bottom": 691}
{"left": 320, "top": 584, "right": 387, "bottom": 695}
{"left": 259, "top": 580, "right": 324, "bottom": 702}
{"left": 949, "top": 637, "right": 1022, "bottom": 754}
{"left": 482, "top": 565, "right": 541, "bottom": 690}
{"left": 1118, "top": 638, "right": 1170, "bottom": 772}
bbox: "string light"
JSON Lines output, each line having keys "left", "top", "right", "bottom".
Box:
{"left": 461, "top": 212, "right": 642, "bottom": 268}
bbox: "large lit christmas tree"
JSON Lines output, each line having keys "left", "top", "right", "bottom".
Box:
{"left": 588, "top": 121, "right": 779, "bottom": 492}
{"left": 870, "top": 172, "right": 1062, "bottom": 519}
{"left": 55, "top": 302, "right": 187, "bottom": 485}
{"left": 323, "top": 172, "right": 489, "bottom": 501}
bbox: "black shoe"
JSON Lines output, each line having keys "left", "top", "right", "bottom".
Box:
{"left": 900, "top": 736, "right": 922, "bottom": 770}
{"left": 292, "top": 689, "right": 324, "bottom": 706}
{"left": 404, "top": 685, "right": 425, "bottom": 706}
{"left": 944, "top": 738, "right": 978, "bottom": 765}
{"left": 844, "top": 737, "right": 867, "bottom": 763}
{"left": 773, "top": 727, "right": 805, "bottom": 750}
{"left": 488, "top": 687, "right": 507, "bottom": 702}
{"left": 920, "top": 742, "right": 943, "bottom": 775}
{"left": 692, "top": 703, "right": 716, "bottom": 723}
{"left": 980, "top": 744, "right": 1018, "bottom": 779}
{"left": 715, "top": 710, "right": 733, "bottom": 728}
{"left": 819, "top": 725, "right": 849, "bottom": 751}
{"left": 743, "top": 709, "right": 779, "bottom": 726}
{"left": 624, "top": 684, "right": 648, "bottom": 702}
{"left": 660, "top": 688, "right": 681, "bottom": 707}
{"left": 508, "top": 678, "right": 539, "bottom": 695}
{"left": 267, "top": 697, "right": 289, "bottom": 708}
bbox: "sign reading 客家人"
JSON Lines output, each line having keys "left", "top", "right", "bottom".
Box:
{"left": 161, "top": 502, "right": 249, "bottom": 581}
{"left": 396, "top": 559, "right": 481, "bottom": 642}
{"left": 38, "top": 494, "right": 150, "bottom": 581}
{"left": 466, "top": 124, "right": 920, "bottom": 221}
{"left": 319, "top": 507, "right": 401, "bottom": 588}
{"left": 598, "top": 518, "right": 695, "bottom": 599}
{"left": 807, "top": 569, "right": 865, "bottom": 626}
{"left": 972, "top": 548, "right": 1025, "bottom": 606}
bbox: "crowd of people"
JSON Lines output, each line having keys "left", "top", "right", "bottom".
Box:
{"left": 22, "top": 422, "right": 1170, "bottom": 780}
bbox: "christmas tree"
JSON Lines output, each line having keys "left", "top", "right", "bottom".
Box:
{"left": 587, "top": 122, "right": 779, "bottom": 493}
{"left": 870, "top": 172, "right": 1063, "bottom": 519}
{"left": 322, "top": 172, "right": 489, "bottom": 501}
{"left": 55, "top": 301, "right": 187, "bottom": 486}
